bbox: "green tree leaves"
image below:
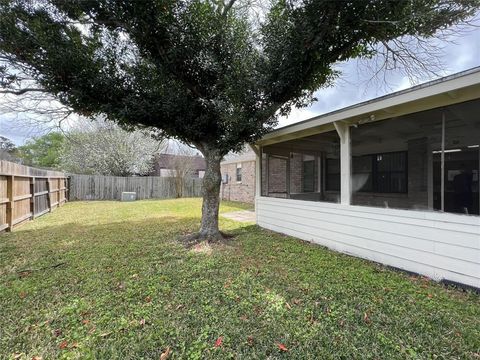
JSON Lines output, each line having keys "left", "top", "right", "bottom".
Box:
{"left": 16, "top": 132, "right": 65, "bottom": 168}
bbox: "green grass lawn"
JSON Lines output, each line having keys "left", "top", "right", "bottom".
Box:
{"left": 1, "top": 199, "right": 479, "bottom": 359}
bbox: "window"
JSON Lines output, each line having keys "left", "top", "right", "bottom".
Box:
{"left": 302, "top": 159, "right": 315, "bottom": 192}
{"left": 326, "top": 158, "right": 340, "bottom": 191}
{"left": 236, "top": 163, "right": 242, "bottom": 182}
{"left": 353, "top": 151, "right": 407, "bottom": 193}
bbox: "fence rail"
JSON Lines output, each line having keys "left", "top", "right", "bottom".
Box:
{"left": 68, "top": 174, "right": 202, "bottom": 201}
{"left": 0, "top": 160, "right": 68, "bottom": 232}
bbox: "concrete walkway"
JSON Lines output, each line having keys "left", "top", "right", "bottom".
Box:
{"left": 221, "top": 210, "right": 256, "bottom": 223}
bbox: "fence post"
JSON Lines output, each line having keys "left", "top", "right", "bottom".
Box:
{"left": 6, "top": 175, "right": 14, "bottom": 232}
{"left": 66, "top": 177, "right": 70, "bottom": 201}
{"left": 30, "top": 176, "right": 36, "bottom": 219}
{"left": 47, "top": 178, "right": 52, "bottom": 212}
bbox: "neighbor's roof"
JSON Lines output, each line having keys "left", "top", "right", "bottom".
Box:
{"left": 258, "top": 66, "right": 480, "bottom": 146}
{"left": 155, "top": 153, "right": 206, "bottom": 170}
{"left": 221, "top": 147, "right": 256, "bottom": 165}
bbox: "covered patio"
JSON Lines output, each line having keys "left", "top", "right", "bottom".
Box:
{"left": 254, "top": 68, "right": 480, "bottom": 289}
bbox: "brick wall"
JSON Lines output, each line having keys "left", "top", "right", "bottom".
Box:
{"left": 289, "top": 153, "right": 303, "bottom": 193}
{"left": 220, "top": 160, "right": 256, "bottom": 203}
{"left": 267, "top": 156, "right": 288, "bottom": 197}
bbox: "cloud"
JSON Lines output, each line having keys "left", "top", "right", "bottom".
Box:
{"left": 279, "top": 22, "right": 480, "bottom": 129}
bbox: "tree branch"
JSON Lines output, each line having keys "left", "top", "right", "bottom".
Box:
{"left": 222, "top": 0, "right": 237, "bottom": 16}
{"left": 0, "top": 88, "right": 49, "bottom": 95}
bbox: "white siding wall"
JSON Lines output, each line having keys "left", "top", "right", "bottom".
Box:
{"left": 256, "top": 196, "right": 480, "bottom": 289}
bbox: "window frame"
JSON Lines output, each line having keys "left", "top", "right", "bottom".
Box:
{"left": 236, "top": 163, "right": 242, "bottom": 182}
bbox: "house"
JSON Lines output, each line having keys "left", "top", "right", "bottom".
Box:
{"left": 252, "top": 67, "right": 480, "bottom": 289}
{"left": 151, "top": 153, "right": 206, "bottom": 178}
{"left": 220, "top": 148, "right": 256, "bottom": 203}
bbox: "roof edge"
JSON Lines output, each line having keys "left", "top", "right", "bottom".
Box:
{"left": 263, "top": 66, "right": 480, "bottom": 140}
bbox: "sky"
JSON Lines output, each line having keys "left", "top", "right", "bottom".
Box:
{"left": 277, "top": 22, "right": 480, "bottom": 128}
{"left": 1, "top": 20, "right": 480, "bottom": 146}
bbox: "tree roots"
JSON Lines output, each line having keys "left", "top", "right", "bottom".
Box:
{"left": 179, "top": 231, "right": 234, "bottom": 247}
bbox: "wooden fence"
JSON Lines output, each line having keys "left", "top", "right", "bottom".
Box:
{"left": 68, "top": 174, "right": 202, "bottom": 201}
{"left": 0, "top": 160, "right": 68, "bottom": 232}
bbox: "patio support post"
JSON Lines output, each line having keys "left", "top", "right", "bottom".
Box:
{"left": 427, "top": 143, "right": 434, "bottom": 210}
{"left": 334, "top": 121, "right": 352, "bottom": 205}
{"left": 441, "top": 111, "right": 445, "bottom": 212}
{"left": 250, "top": 144, "right": 262, "bottom": 198}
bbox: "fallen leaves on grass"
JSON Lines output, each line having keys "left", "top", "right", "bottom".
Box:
{"left": 191, "top": 241, "right": 213, "bottom": 255}
{"left": 160, "top": 347, "right": 171, "bottom": 360}
{"left": 364, "top": 312, "right": 371, "bottom": 324}
{"left": 214, "top": 336, "right": 223, "bottom": 348}
{"left": 2, "top": 200, "right": 479, "bottom": 359}
{"left": 59, "top": 340, "right": 68, "bottom": 350}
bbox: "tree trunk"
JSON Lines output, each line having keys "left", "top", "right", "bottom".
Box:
{"left": 198, "top": 148, "right": 223, "bottom": 240}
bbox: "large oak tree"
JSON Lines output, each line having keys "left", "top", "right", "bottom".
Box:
{"left": 1, "top": 0, "right": 478, "bottom": 240}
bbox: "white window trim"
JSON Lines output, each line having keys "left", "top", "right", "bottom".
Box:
{"left": 236, "top": 163, "right": 242, "bottom": 183}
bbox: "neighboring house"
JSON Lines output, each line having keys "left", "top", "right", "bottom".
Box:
{"left": 220, "top": 148, "right": 256, "bottom": 203}
{"left": 151, "top": 153, "right": 206, "bottom": 178}
{"left": 254, "top": 67, "right": 480, "bottom": 289}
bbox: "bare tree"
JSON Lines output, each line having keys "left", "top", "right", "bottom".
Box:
{"left": 355, "top": 16, "right": 480, "bottom": 90}
{"left": 166, "top": 143, "right": 202, "bottom": 198}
